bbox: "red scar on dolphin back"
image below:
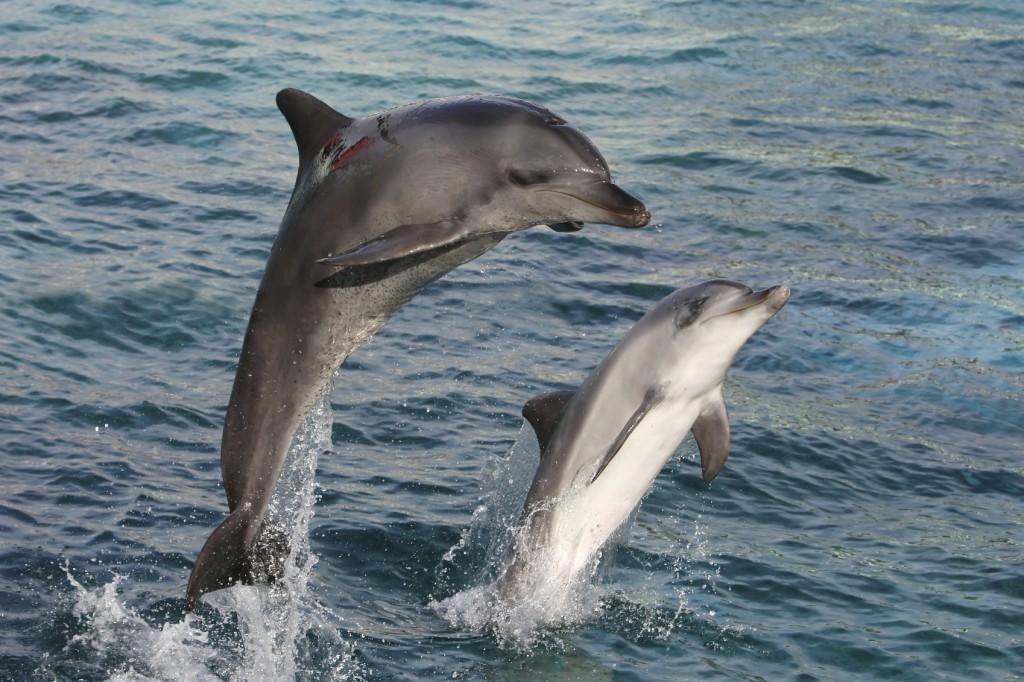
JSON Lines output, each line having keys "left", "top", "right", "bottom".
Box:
{"left": 326, "top": 135, "right": 374, "bottom": 172}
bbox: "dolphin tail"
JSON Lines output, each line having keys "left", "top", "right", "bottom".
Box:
{"left": 185, "top": 511, "right": 291, "bottom": 612}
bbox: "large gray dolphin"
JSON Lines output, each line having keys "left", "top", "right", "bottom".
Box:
{"left": 185, "top": 89, "right": 650, "bottom": 610}
{"left": 496, "top": 280, "right": 790, "bottom": 609}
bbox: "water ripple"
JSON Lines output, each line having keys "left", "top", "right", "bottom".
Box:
{"left": 1, "top": 0, "right": 1022, "bottom": 679}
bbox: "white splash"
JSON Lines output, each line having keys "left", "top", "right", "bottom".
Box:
{"left": 63, "top": 567, "right": 220, "bottom": 681}
{"left": 64, "top": 395, "right": 362, "bottom": 680}
{"left": 430, "top": 425, "right": 603, "bottom": 648}
{"left": 431, "top": 426, "right": 734, "bottom": 650}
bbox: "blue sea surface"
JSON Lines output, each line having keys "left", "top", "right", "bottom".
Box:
{"left": 2, "top": 1, "right": 1022, "bottom": 680}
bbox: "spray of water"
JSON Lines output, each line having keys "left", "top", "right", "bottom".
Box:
{"left": 431, "top": 428, "right": 739, "bottom": 651}
{"left": 430, "top": 426, "right": 609, "bottom": 649}
{"left": 63, "top": 395, "right": 362, "bottom": 680}
{"left": 61, "top": 566, "right": 221, "bottom": 681}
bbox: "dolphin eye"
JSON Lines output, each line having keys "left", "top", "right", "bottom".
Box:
{"left": 673, "top": 297, "right": 707, "bottom": 329}
{"left": 509, "top": 169, "right": 550, "bottom": 187}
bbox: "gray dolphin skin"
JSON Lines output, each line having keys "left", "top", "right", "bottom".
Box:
{"left": 185, "top": 89, "right": 650, "bottom": 610}
{"left": 497, "top": 280, "right": 790, "bottom": 606}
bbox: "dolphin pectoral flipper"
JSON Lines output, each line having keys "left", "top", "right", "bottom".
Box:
{"left": 316, "top": 219, "right": 476, "bottom": 268}
{"left": 591, "top": 386, "right": 665, "bottom": 483}
{"left": 522, "top": 390, "right": 577, "bottom": 454}
{"left": 692, "top": 393, "right": 731, "bottom": 482}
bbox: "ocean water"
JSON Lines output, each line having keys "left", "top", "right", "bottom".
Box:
{"left": 2, "top": 0, "right": 1022, "bottom": 679}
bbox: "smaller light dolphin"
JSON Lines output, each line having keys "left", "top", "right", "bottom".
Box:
{"left": 496, "top": 280, "right": 790, "bottom": 606}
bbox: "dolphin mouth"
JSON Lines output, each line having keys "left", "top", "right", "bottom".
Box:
{"left": 547, "top": 220, "right": 584, "bottom": 232}
{"left": 539, "top": 178, "right": 651, "bottom": 229}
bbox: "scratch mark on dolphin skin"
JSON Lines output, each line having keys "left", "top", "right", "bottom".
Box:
{"left": 329, "top": 136, "right": 374, "bottom": 172}
{"left": 321, "top": 132, "right": 343, "bottom": 156}
{"left": 376, "top": 114, "right": 395, "bottom": 144}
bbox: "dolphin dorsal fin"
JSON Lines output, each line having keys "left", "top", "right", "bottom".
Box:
{"left": 692, "top": 391, "right": 731, "bottom": 482}
{"left": 276, "top": 88, "right": 356, "bottom": 171}
{"left": 522, "top": 390, "right": 576, "bottom": 454}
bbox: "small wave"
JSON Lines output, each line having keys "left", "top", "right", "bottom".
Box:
{"left": 120, "top": 121, "right": 237, "bottom": 149}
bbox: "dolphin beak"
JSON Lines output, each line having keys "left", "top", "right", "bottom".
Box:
{"left": 579, "top": 180, "right": 651, "bottom": 228}
{"left": 543, "top": 179, "right": 651, "bottom": 229}
{"left": 760, "top": 285, "right": 792, "bottom": 313}
{"left": 706, "top": 285, "right": 791, "bottom": 322}
{"left": 736, "top": 285, "right": 792, "bottom": 315}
